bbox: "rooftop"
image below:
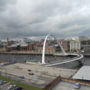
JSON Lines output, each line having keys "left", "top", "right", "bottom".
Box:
{"left": 73, "top": 66, "right": 90, "bottom": 80}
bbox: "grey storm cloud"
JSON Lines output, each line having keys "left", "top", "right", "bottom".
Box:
{"left": 0, "top": 0, "right": 90, "bottom": 38}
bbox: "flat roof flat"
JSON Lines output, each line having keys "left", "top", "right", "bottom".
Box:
{"left": 73, "top": 66, "right": 90, "bottom": 80}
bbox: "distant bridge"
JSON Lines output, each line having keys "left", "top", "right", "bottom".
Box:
{"left": 42, "top": 34, "right": 84, "bottom": 66}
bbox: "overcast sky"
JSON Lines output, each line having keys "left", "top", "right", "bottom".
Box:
{"left": 0, "top": 0, "right": 90, "bottom": 39}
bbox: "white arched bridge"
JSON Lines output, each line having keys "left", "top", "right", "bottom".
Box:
{"left": 41, "top": 34, "right": 84, "bottom": 67}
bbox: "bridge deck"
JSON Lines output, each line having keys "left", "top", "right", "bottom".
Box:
{"left": 46, "top": 54, "right": 83, "bottom": 67}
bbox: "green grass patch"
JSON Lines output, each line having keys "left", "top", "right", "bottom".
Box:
{"left": 0, "top": 75, "right": 41, "bottom": 90}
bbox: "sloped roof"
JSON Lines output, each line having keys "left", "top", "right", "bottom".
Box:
{"left": 73, "top": 66, "right": 90, "bottom": 80}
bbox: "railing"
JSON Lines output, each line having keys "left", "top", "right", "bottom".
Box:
{"left": 46, "top": 54, "right": 83, "bottom": 67}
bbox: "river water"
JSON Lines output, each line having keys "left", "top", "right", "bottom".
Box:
{"left": 0, "top": 53, "right": 89, "bottom": 69}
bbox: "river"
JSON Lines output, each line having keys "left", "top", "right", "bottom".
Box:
{"left": 0, "top": 53, "right": 89, "bottom": 69}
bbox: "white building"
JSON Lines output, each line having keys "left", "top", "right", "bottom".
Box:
{"left": 70, "top": 37, "right": 81, "bottom": 52}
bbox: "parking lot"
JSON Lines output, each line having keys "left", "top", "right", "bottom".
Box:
{"left": 0, "top": 80, "right": 23, "bottom": 90}
{"left": 0, "top": 63, "right": 77, "bottom": 88}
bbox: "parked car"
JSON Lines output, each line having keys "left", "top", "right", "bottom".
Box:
{"left": 74, "top": 83, "right": 81, "bottom": 89}
{"left": 18, "top": 75, "right": 25, "bottom": 79}
{"left": 28, "top": 73, "right": 34, "bottom": 75}
{"left": 28, "top": 69, "right": 31, "bottom": 72}
{"left": 7, "top": 84, "right": 16, "bottom": 90}
{"left": 0, "top": 80, "right": 7, "bottom": 85}
{"left": 14, "top": 86, "right": 23, "bottom": 90}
